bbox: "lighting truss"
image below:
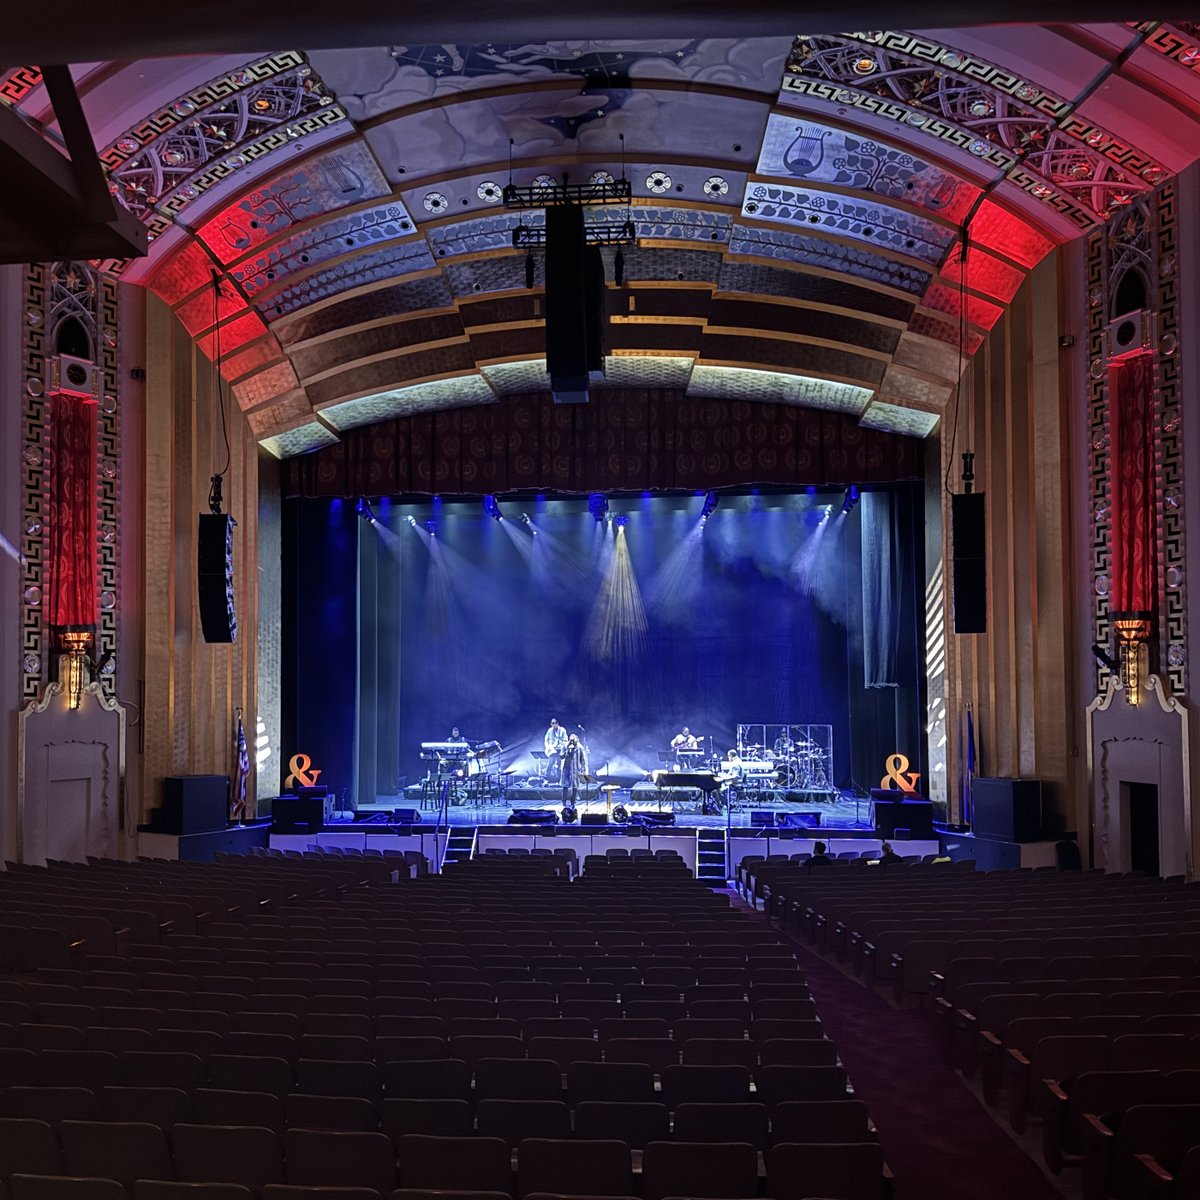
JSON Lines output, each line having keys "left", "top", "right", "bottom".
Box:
{"left": 503, "top": 178, "right": 632, "bottom": 209}
{"left": 512, "top": 219, "right": 636, "bottom": 249}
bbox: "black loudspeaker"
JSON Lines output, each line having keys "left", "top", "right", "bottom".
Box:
{"left": 545, "top": 205, "right": 607, "bottom": 402}
{"left": 198, "top": 514, "right": 237, "bottom": 643}
{"left": 951, "top": 492, "right": 986, "bottom": 634}
{"left": 154, "top": 775, "right": 229, "bottom": 835}
{"left": 392, "top": 808, "right": 422, "bottom": 824}
{"left": 581, "top": 813, "right": 609, "bottom": 826}
{"left": 873, "top": 797, "right": 934, "bottom": 838}
{"left": 972, "top": 777, "right": 1043, "bottom": 843}
{"left": 751, "top": 811, "right": 776, "bottom": 827}
{"left": 272, "top": 794, "right": 325, "bottom": 834}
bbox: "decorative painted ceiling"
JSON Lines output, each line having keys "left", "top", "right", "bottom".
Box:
{"left": 8, "top": 21, "right": 1200, "bottom": 457}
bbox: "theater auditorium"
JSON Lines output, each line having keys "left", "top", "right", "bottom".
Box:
{"left": 1, "top": 5, "right": 1200, "bottom": 1198}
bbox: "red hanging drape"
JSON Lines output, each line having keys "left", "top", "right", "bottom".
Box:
{"left": 46, "top": 391, "right": 98, "bottom": 628}
{"left": 1109, "top": 352, "right": 1156, "bottom": 616}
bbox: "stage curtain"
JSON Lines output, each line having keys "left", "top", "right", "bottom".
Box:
{"left": 285, "top": 389, "right": 924, "bottom": 497}
{"left": 1109, "top": 353, "right": 1155, "bottom": 615}
{"left": 46, "top": 391, "right": 98, "bottom": 627}
{"left": 861, "top": 489, "right": 900, "bottom": 687}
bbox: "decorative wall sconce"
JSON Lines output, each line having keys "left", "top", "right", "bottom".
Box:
{"left": 57, "top": 626, "right": 94, "bottom": 710}
{"left": 1111, "top": 610, "right": 1153, "bottom": 704}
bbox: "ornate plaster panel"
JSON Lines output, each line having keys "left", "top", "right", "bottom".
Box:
{"left": 859, "top": 398, "right": 940, "bottom": 436}
{"left": 598, "top": 355, "right": 695, "bottom": 389}
{"left": 196, "top": 142, "right": 391, "bottom": 264}
{"left": 319, "top": 376, "right": 497, "bottom": 430}
{"left": 257, "top": 240, "right": 438, "bottom": 319}
{"left": 756, "top": 113, "right": 978, "bottom": 224}
{"left": 481, "top": 360, "right": 553, "bottom": 394}
{"left": 741, "top": 181, "right": 954, "bottom": 264}
{"left": 231, "top": 201, "right": 417, "bottom": 296}
{"left": 729, "top": 223, "right": 931, "bottom": 295}
{"left": 687, "top": 364, "right": 871, "bottom": 413}
{"left": 260, "top": 420, "right": 342, "bottom": 459}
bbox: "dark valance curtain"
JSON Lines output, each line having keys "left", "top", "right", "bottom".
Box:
{"left": 47, "top": 391, "right": 98, "bottom": 627}
{"left": 1109, "top": 354, "right": 1156, "bottom": 615}
{"left": 284, "top": 389, "right": 924, "bottom": 498}
{"left": 861, "top": 489, "right": 900, "bottom": 687}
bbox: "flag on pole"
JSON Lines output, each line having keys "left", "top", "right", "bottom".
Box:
{"left": 964, "top": 705, "right": 977, "bottom": 827}
{"left": 231, "top": 710, "right": 250, "bottom": 821}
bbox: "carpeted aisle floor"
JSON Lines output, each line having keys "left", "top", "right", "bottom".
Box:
{"left": 758, "top": 907, "right": 1068, "bottom": 1200}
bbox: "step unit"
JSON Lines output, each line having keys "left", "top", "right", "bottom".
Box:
{"left": 695, "top": 827, "right": 728, "bottom": 885}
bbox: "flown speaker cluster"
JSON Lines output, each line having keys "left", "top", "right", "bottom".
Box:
{"left": 506, "top": 145, "right": 636, "bottom": 406}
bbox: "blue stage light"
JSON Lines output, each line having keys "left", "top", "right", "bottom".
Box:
{"left": 700, "top": 490, "right": 719, "bottom": 521}
{"left": 842, "top": 484, "right": 860, "bottom": 515}
{"left": 483, "top": 495, "right": 504, "bottom": 521}
{"left": 614, "top": 513, "right": 630, "bottom": 528}
{"left": 355, "top": 496, "right": 377, "bottom": 524}
{"left": 588, "top": 493, "right": 609, "bottom": 522}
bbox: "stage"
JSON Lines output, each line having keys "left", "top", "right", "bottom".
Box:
{"left": 358, "top": 789, "right": 875, "bottom": 830}
{"left": 285, "top": 489, "right": 927, "bottom": 824}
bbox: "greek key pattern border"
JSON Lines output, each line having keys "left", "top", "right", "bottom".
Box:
{"left": 1086, "top": 228, "right": 1109, "bottom": 695}
{"left": 1136, "top": 22, "right": 1200, "bottom": 71}
{"left": 19, "top": 264, "right": 120, "bottom": 703}
{"left": 1156, "top": 186, "right": 1186, "bottom": 694}
{"left": 20, "top": 265, "right": 47, "bottom": 704}
{"left": 97, "top": 275, "right": 120, "bottom": 699}
{"left": 0, "top": 67, "right": 43, "bottom": 106}
{"left": 99, "top": 52, "right": 308, "bottom": 169}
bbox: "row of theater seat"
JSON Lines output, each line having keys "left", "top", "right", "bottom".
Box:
{"left": 768, "top": 863, "right": 1200, "bottom": 1198}
{"left": 0, "top": 856, "right": 885, "bottom": 1198}
{"left": 0, "top": 1127, "right": 886, "bottom": 1199}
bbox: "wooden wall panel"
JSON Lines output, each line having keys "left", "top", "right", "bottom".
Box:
{"left": 140, "top": 293, "right": 261, "bottom": 822}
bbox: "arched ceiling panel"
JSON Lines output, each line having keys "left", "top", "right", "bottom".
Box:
{"left": 9, "top": 21, "right": 1200, "bottom": 459}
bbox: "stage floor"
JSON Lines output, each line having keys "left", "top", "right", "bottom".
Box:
{"left": 360, "top": 790, "right": 874, "bottom": 830}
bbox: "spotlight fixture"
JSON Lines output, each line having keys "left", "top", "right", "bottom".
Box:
{"left": 588, "top": 493, "right": 609, "bottom": 522}
{"left": 700, "top": 490, "right": 719, "bottom": 521}
{"left": 483, "top": 495, "right": 504, "bottom": 521}
{"left": 407, "top": 515, "right": 417, "bottom": 526}
{"left": 355, "top": 496, "right": 377, "bottom": 524}
{"left": 560, "top": 804, "right": 578, "bottom": 824}
{"left": 842, "top": 484, "right": 860, "bottom": 515}
{"left": 424, "top": 519, "right": 437, "bottom": 536}
{"left": 614, "top": 513, "right": 630, "bottom": 528}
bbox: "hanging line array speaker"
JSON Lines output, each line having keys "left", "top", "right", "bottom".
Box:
{"left": 198, "top": 513, "right": 237, "bottom": 643}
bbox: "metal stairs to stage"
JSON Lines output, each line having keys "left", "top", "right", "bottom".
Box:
{"left": 695, "top": 828, "right": 728, "bottom": 885}
{"left": 441, "top": 827, "right": 477, "bottom": 869}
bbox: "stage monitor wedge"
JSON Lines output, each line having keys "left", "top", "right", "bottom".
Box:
{"left": 951, "top": 492, "right": 986, "bottom": 634}
{"left": 545, "top": 204, "right": 607, "bottom": 403}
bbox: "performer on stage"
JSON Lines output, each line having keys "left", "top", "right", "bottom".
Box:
{"left": 561, "top": 733, "right": 589, "bottom": 806}
{"left": 447, "top": 727, "right": 468, "bottom": 745}
{"left": 671, "top": 725, "right": 699, "bottom": 768}
{"left": 671, "top": 726, "right": 698, "bottom": 751}
{"left": 773, "top": 729, "right": 795, "bottom": 756}
{"left": 543, "top": 717, "right": 568, "bottom": 784}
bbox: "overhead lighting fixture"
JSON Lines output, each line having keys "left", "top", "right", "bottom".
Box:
{"left": 588, "top": 493, "right": 609, "bottom": 522}
{"left": 701, "top": 490, "right": 719, "bottom": 521}
{"left": 842, "top": 485, "right": 860, "bottom": 515}
{"left": 614, "top": 514, "right": 630, "bottom": 528}
{"left": 483, "top": 495, "right": 504, "bottom": 521}
{"left": 355, "top": 497, "right": 377, "bottom": 524}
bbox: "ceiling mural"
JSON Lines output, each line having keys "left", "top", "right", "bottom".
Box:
{"left": 11, "top": 23, "right": 1200, "bottom": 456}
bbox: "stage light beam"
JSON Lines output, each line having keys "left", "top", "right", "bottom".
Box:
{"left": 585, "top": 521, "right": 647, "bottom": 663}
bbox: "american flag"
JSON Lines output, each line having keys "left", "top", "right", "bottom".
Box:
{"left": 231, "top": 711, "right": 250, "bottom": 821}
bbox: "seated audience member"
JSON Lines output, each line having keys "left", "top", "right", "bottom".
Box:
{"left": 877, "top": 841, "right": 902, "bottom": 865}
{"left": 807, "top": 841, "right": 833, "bottom": 869}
